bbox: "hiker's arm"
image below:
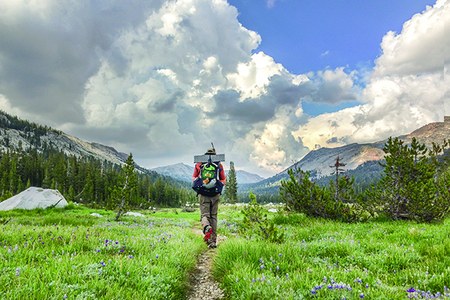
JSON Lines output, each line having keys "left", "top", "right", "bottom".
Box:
{"left": 192, "top": 163, "right": 201, "bottom": 181}
{"left": 219, "top": 164, "right": 226, "bottom": 185}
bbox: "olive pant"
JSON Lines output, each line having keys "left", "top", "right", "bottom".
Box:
{"left": 199, "top": 193, "right": 220, "bottom": 242}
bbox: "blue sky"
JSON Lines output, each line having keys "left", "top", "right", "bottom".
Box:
{"left": 229, "top": 0, "right": 435, "bottom": 73}
{"left": 229, "top": 0, "right": 437, "bottom": 116}
{"left": 0, "top": 0, "right": 448, "bottom": 177}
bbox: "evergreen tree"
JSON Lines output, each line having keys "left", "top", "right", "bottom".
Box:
{"left": 114, "top": 153, "right": 138, "bottom": 221}
{"left": 224, "top": 161, "right": 238, "bottom": 203}
{"left": 375, "top": 137, "right": 450, "bottom": 222}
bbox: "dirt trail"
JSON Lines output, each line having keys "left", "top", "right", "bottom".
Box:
{"left": 187, "top": 229, "right": 225, "bottom": 300}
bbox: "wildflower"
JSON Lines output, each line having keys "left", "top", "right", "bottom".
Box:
{"left": 311, "top": 289, "right": 317, "bottom": 295}
{"left": 407, "top": 288, "right": 416, "bottom": 293}
{"left": 359, "top": 293, "right": 364, "bottom": 298}
{"left": 260, "top": 264, "right": 265, "bottom": 270}
{"left": 365, "top": 284, "right": 369, "bottom": 289}
{"left": 355, "top": 278, "right": 362, "bottom": 284}
{"left": 15, "top": 268, "right": 21, "bottom": 276}
{"left": 63, "top": 294, "right": 68, "bottom": 299}
{"left": 100, "top": 261, "right": 106, "bottom": 267}
{"left": 155, "top": 254, "right": 159, "bottom": 259}
{"left": 128, "top": 255, "right": 134, "bottom": 259}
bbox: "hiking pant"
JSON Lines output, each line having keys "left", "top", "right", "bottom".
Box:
{"left": 199, "top": 193, "right": 220, "bottom": 242}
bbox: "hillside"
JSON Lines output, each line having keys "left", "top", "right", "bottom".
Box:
{"left": 241, "top": 117, "right": 450, "bottom": 195}
{"left": 0, "top": 111, "right": 134, "bottom": 170}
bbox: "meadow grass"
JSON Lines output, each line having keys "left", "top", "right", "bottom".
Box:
{"left": 0, "top": 206, "right": 205, "bottom": 300}
{"left": 214, "top": 207, "right": 450, "bottom": 299}
{"left": 2, "top": 205, "right": 450, "bottom": 299}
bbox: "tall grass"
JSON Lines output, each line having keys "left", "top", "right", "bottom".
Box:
{"left": 214, "top": 209, "right": 450, "bottom": 299}
{"left": 2, "top": 205, "right": 450, "bottom": 299}
{"left": 0, "top": 207, "right": 205, "bottom": 299}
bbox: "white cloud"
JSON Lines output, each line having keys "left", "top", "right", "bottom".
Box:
{"left": 1, "top": 0, "right": 447, "bottom": 178}
{"left": 295, "top": 0, "right": 450, "bottom": 150}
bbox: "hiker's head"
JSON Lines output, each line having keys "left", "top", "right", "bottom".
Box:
{"left": 205, "top": 148, "right": 216, "bottom": 155}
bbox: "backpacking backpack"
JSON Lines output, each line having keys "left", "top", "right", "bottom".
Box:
{"left": 192, "top": 162, "right": 224, "bottom": 196}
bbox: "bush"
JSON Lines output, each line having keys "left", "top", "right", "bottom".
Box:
{"left": 280, "top": 168, "right": 371, "bottom": 222}
{"left": 373, "top": 137, "right": 450, "bottom": 222}
{"left": 239, "top": 192, "right": 284, "bottom": 243}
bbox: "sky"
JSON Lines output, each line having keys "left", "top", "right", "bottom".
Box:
{"left": 0, "top": 0, "right": 449, "bottom": 178}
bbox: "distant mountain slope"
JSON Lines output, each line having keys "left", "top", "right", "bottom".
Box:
{"left": 152, "top": 163, "right": 265, "bottom": 184}
{"left": 0, "top": 111, "right": 149, "bottom": 174}
{"left": 152, "top": 163, "right": 193, "bottom": 182}
{"left": 242, "top": 117, "right": 450, "bottom": 194}
{"left": 235, "top": 170, "right": 265, "bottom": 184}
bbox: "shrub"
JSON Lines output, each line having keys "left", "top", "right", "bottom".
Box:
{"left": 239, "top": 192, "right": 284, "bottom": 243}
{"left": 280, "top": 168, "right": 371, "bottom": 222}
{"left": 374, "top": 137, "right": 450, "bottom": 222}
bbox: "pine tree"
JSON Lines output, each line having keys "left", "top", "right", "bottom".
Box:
{"left": 224, "top": 161, "right": 238, "bottom": 203}
{"left": 114, "top": 153, "right": 137, "bottom": 221}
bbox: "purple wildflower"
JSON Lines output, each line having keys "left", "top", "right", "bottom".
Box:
{"left": 100, "top": 261, "right": 106, "bottom": 267}
{"left": 359, "top": 293, "right": 364, "bottom": 298}
{"left": 407, "top": 288, "right": 416, "bottom": 293}
{"left": 15, "top": 268, "right": 21, "bottom": 276}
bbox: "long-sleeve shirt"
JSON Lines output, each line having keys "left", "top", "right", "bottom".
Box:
{"left": 192, "top": 162, "right": 226, "bottom": 185}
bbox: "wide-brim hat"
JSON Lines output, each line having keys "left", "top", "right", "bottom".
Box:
{"left": 205, "top": 148, "right": 216, "bottom": 155}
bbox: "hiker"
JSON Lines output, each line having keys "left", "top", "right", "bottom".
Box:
{"left": 192, "top": 148, "right": 226, "bottom": 248}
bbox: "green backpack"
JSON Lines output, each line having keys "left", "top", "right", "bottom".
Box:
{"left": 201, "top": 163, "right": 217, "bottom": 181}
{"left": 192, "top": 162, "right": 224, "bottom": 196}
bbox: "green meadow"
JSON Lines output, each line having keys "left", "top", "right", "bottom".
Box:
{"left": 1, "top": 205, "right": 450, "bottom": 299}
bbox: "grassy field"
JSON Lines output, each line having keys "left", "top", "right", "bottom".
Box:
{"left": 1, "top": 205, "right": 450, "bottom": 299}
{"left": 0, "top": 206, "right": 204, "bottom": 299}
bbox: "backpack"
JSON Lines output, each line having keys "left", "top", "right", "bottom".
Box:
{"left": 192, "top": 162, "right": 224, "bottom": 196}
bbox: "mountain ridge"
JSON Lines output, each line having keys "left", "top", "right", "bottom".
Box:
{"left": 242, "top": 117, "right": 449, "bottom": 194}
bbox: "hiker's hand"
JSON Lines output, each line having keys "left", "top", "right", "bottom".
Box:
{"left": 203, "top": 178, "right": 216, "bottom": 189}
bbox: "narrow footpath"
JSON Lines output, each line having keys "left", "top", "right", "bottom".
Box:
{"left": 187, "top": 229, "right": 225, "bottom": 300}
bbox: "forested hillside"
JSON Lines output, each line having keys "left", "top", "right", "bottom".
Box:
{"left": 0, "top": 111, "right": 195, "bottom": 207}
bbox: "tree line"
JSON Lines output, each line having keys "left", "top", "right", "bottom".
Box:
{"left": 0, "top": 148, "right": 196, "bottom": 208}
{"left": 280, "top": 137, "right": 450, "bottom": 223}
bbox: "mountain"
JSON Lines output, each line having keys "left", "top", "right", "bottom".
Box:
{"left": 0, "top": 111, "right": 149, "bottom": 173}
{"left": 152, "top": 163, "right": 265, "bottom": 184}
{"left": 234, "top": 170, "right": 265, "bottom": 184}
{"left": 242, "top": 117, "right": 450, "bottom": 194}
{"left": 151, "top": 163, "right": 194, "bottom": 182}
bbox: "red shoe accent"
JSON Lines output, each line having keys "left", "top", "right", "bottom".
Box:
{"left": 203, "top": 227, "right": 213, "bottom": 243}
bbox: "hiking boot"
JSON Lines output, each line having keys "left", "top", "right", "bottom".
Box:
{"left": 208, "top": 241, "right": 217, "bottom": 248}
{"left": 203, "top": 225, "right": 213, "bottom": 243}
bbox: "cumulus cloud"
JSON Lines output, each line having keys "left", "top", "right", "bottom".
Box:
{"left": 0, "top": 0, "right": 161, "bottom": 125}
{"left": 0, "top": 0, "right": 447, "bottom": 177}
{"left": 295, "top": 0, "right": 450, "bottom": 150}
